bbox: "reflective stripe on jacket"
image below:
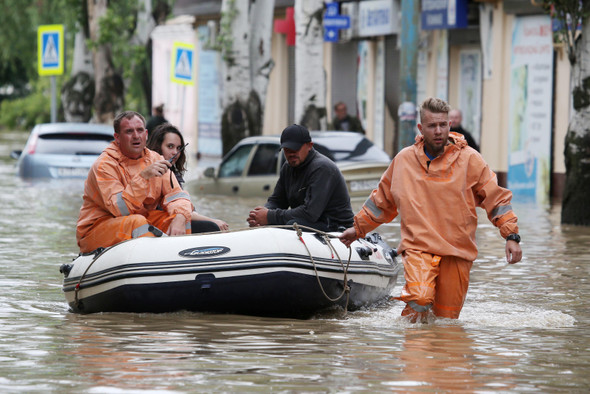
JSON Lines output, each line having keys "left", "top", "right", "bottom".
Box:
{"left": 76, "top": 142, "right": 192, "bottom": 242}
{"left": 354, "top": 132, "right": 518, "bottom": 261}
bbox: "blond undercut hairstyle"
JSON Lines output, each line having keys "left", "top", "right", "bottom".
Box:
{"left": 419, "top": 97, "right": 451, "bottom": 121}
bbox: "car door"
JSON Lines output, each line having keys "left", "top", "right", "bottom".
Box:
{"left": 239, "top": 142, "right": 281, "bottom": 197}
{"left": 213, "top": 143, "right": 256, "bottom": 195}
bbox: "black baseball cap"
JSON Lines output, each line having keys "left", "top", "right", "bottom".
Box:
{"left": 280, "top": 124, "right": 311, "bottom": 151}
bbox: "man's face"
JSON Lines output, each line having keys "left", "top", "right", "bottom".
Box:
{"left": 417, "top": 110, "right": 450, "bottom": 157}
{"left": 283, "top": 142, "right": 313, "bottom": 167}
{"left": 335, "top": 104, "right": 347, "bottom": 120}
{"left": 449, "top": 110, "right": 461, "bottom": 128}
{"left": 114, "top": 115, "right": 147, "bottom": 159}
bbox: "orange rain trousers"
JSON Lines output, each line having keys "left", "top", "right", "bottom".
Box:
{"left": 78, "top": 210, "right": 189, "bottom": 253}
{"left": 397, "top": 249, "right": 473, "bottom": 320}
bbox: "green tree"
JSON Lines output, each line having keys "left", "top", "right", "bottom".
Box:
{"left": 0, "top": 0, "right": 173, "bottom": 128}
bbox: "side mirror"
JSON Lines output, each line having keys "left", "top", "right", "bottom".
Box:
{"left": 203, "top": 167, "right": 216, "bottom": 178}
{"left": 10, "top": 150, "right": 22, "bottom": 160}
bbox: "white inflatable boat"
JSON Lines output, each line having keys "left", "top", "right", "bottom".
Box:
{"left": 60, "top": 226, "right": 400, "bottom": 318}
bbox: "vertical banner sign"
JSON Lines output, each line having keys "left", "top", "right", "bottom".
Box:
{"left": 38, "top": 25, "right": 64, "bottom": 76}
{"left": 436, "top": 30, "right": 448, "bottom": 102}
{"left": 196, "top": 25, "right": 222, "bottom": 156}
{"left": 170, "top": 42, "right": 195, "bottom": 85}
{"left": 508, "top": 15, "right": 553, "bottom": 203}
{"left": 458, "top": 49, "right": 482, "bottom": 146}
{"left": 357, "top": 41, "right": 370, "bottom": 131}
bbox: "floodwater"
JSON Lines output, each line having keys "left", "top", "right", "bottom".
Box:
{"left": 1, "top": 130, "right": 589, "bottom": 392}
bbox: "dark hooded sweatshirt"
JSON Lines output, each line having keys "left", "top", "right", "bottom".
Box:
{"left": 265, "top": 149, "right": 354, "bottom": 231}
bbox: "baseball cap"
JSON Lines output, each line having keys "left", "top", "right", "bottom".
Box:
{"left": 280, "top": 124, "right": 311, "bottom": 151}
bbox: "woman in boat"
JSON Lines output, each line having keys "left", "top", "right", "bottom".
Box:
{"left": 147, "top": 123, "right": 229, "bottom": 232}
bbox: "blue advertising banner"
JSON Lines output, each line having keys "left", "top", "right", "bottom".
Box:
{"left": 421, "top": 0, "right": 468, "bottom": 30}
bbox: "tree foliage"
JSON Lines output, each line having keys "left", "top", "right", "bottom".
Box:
{"left": 0, "top": 0, "right": 174, "bottom": 129}
{"left": 542, "top": 0, "right": 590, "bottom": 65}
{"left": 0, "top": 0, "right": 79, "bottom": 100}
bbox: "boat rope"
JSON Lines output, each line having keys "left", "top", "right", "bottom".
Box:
{"left": 292, "top": 223, "right": 352, "bottom": 313}
{"left": 74, "top": 247, "right": 107, "bottom": 310}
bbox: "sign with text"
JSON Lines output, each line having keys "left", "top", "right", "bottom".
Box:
{"left": 323, "top": 2, "right": 350, "bottom": 42}
{"left": 507, "top": 15, "right": 553, "bottom": 203}
{"left": 358, "top": 0, "right": 399, "bottom": 37}
{"left": 170, "top": 42, "right": 195, "bottom": 85}
{"left": 421, "top": 0, "right": 468, "bottom": 30}
{"left": 38, "top": 25, "right": 64, "bottom": 76}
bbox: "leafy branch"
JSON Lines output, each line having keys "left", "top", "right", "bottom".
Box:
{"left": 541, "top": 0, "right": 590, "bottom": 65}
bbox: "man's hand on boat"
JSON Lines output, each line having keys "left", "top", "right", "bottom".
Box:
{"left": 168, "top": 214, "right": 187, "bottom": 236}
{"left": 140, "top": 159, "right": 171, "bottom": 179}
{"left": 247, "top": 206, "right": 268, "bottom": 227}
{"left": 339, "top": 227, "right": 359, "bottom": 248}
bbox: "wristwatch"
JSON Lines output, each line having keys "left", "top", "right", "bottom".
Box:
{"left": 506, "top": 233, "right": 521, "bottom": 243}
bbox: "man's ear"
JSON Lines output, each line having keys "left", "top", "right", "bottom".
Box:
{"left": 416, "top": 123, "right": 423, "bottom": 135}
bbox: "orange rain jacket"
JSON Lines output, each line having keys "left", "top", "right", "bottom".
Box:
{"left": 76, "top": 142, "right": 192, "bottom": 247}
{"left": 353, "top": 132, "right": 518, "bottom": 262}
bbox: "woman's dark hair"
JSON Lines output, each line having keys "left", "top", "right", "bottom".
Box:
{"left": 147, "top": 123, "right": 187, "bottom": 175}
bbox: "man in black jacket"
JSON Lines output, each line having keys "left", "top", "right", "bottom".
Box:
{"left": 331, "top": 102, "right": 365, "bottom": 134}
{"left": 449, "top": 109, "right": 479, "bottom": 151}
{"left": 247, "top": 124, "right": 354, "bottom": 232}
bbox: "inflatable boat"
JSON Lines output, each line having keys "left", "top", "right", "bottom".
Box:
{"left": 60, "top": 226, "right": 400, "bottom": 318}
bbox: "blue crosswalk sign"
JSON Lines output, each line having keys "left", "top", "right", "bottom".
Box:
{"left": 171, "top": 42, "right": 195, "bottom": 85}
{"left": 38, "top": 25, "right": 64, "bottom": 76}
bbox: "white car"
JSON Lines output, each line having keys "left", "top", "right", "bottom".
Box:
{"left": 11, "top": 122, "right": 114, "bottom": 179}
{"left": 195, "top": 131, "right": 391, "bottom": 199}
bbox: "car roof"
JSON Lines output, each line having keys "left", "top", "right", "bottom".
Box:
{"left": 235, "top": 131, "right": 369, "bottom": 144}
{"left": 34, "top": 123, "right": 114, "bottom": 136}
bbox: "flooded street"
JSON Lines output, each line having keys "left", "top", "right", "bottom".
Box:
{"left": 1, "top": 130, "right": 589, "bottom": 392}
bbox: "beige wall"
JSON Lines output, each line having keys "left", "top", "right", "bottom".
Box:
{"left": 263, "top": 31, "right": 290, "bottom": 135}
{"left": 479, "top": 6, "right": 511, "bottom": 174}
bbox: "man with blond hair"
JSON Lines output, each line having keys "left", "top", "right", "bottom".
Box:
{"left": 340, "top": 97, "right": 522, "bottom": 322}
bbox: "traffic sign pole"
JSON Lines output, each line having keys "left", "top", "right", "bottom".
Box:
{"left": 50, "top": 76, "right": 57, "bottom": 123}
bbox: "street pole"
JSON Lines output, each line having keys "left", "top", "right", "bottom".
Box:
{"left": 397, "top": 0, "right": 420, "bottom": 152}
{"left": 50, "top": 76, "right": 57, "bottom": 123}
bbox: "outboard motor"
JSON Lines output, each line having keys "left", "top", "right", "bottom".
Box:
{"left": 365, "top": 232, "right": 398, "bottom": 263}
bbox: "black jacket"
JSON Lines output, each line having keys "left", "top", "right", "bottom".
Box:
{"left": 332, "top": 115, "right": 365, "bottom": 134}
{"left": 450, "top": 125, "right": 479, "bottom": 152}
{"left": 265, "top": 149, "right": 354, "bottom": 230}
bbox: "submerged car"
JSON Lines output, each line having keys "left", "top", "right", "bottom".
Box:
{"left": 11, "top": 123, "right": 114, "bottom": 179}
{"left": 195, "top": 131, "right": 391, "bottom": 199}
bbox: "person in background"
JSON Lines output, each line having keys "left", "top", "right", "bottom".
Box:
{"left": 449, "top": 108, "right": 479, "bottom": 151}
{"left": 147, "top": 123, "right": 229, "bottom": 232}
{"left": 146, "top": 103, "right": 168, "bottom": 135}
{"left": 76, "top": 111, "right": 192, "bottom": 253}
{"left": 331, "top": 101, "right": 365, "bottom": 134}
{"left": 339, "top": 97, "right": 522, "bottom": 323}
{"left": 247, "top": 124, "right": 354, "bottom": 232}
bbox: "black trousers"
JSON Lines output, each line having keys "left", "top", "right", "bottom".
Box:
{"left": 191, "top": 220, "right": 220, "bottom": 233}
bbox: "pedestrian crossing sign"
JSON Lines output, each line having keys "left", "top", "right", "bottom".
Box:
{"left": 170, "top": 42, "right": 195, "bottom": 85}
{"left": 38, "top": 25, "right": 64, "bottom": 76}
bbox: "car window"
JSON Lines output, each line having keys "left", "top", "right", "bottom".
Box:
{"left": 248, "top": 143, "right": 280, "bottom": 176}
{"left": 218, "top": 144, "right": 253, "bottom": 177}
{"left": 36, "top": 133, "right": 114, "bottom": 155}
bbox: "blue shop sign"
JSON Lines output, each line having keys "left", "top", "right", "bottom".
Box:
{"left": 421, "top": 0, "right": 468, "bottom": 30}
